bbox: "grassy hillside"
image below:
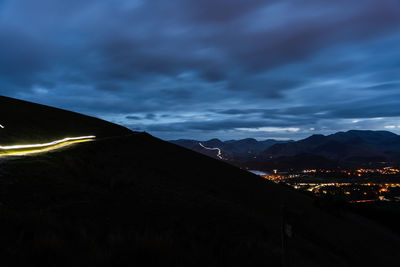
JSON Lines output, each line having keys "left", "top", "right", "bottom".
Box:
{"left": 0, "top": 96, "right": 132, "bottom": 145}
{"left": 0, "top": 97, "right": 399, "bottom": 266}
{"left": 0, "top": 133, "right": 399, "bottom": 266}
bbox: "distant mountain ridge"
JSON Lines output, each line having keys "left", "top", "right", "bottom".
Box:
{"left": 172, "top": 130, "right": 400, "bottom": 169}
{"left": 170, "top": 138, "right": 291, "bottom": 161}
{"left": 262, "top": 130, "right": 400, "bottom": 161}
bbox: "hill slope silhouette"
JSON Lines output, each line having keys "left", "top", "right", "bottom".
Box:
{"left": 0, "top": 96, "right": 398, "bottom": 266}
{"left": 0, "top": 96, "right": 131, "bottom": 145}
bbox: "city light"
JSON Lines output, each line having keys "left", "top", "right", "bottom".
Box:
{"left": 252, "top": 168, "right": 400, "bottom": 203}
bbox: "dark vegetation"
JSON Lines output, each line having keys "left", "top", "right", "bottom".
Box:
{"left": 1, "top": 134, "right": 400, "bottom": 266}
{"left": 346, "top": 201, "right": 400, "bottom": 234}
{"left": 0, "top": 96, "right": 399, "bottom": 266}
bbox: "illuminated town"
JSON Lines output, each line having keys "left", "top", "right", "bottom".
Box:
{"left": 251, "top": 167, "right": 400, "bottom": 203}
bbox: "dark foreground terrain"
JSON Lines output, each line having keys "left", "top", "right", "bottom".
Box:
{"left": 0, "top": 96, "right": 131, "bottom": 145}
{"left": 1, "top": 134, "right": 400, "bottom": 266}
{"left": 0, "top": 96, "right": 399, "bottom": 266}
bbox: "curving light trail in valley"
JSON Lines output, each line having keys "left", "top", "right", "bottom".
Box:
{"left": 199, "top": 142, "right": 223, "bottom": 160}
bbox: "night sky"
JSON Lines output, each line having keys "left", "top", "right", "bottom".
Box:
{"left": 1, "top": 0, "right": 400, "bottom": 140}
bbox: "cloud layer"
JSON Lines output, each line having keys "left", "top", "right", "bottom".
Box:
{"left": 1, "top": 0, "right": 400, "bottom": 140}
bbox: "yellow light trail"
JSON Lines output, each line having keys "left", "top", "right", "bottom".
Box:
{"left": 0, "top": 136, "right": 96, "bottom": 150}
{"left": 0, "top": 136, "right": 96, "bottom": 157}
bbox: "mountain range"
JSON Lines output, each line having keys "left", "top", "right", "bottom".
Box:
{"left": 171, "top": 138, "right": 289, "bottom": 161}
{"left": 1, "top": 95, "right": 399, "bottom": 266}
{"left": 172, "top": 130, "right": 400, "bottom": 170}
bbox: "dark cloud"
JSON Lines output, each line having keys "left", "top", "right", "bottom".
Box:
{"left": 161, "top": 89, "right": 193, "bottom": 99}
{"left": 145, "top": 113, "right": 156, "bottom": 120}
{"left": 366, "top": 82, "right": 400, "bottom": 91}
{"left": 216, "top": 109, "right": 270, "bottom": 115}
{"left": 1, "top": 0, "right": 400, "bottom": 140}
{"left": 329, "top": 103, "right": 400, "bottom": 119}
{"left": 147, "top": 120, "right": 268, "bottom": 132}
{"left": 96, "top": 83, "right": 124, "bottom": 92}
{"left": 180, "top": 0, "right": 272, "bottom": 23}
{"left": 126, "top": 115, "right": 141, "bottom": 120}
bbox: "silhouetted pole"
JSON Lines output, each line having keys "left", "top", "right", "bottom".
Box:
{"left": 281, "top": 203, "right": 287, "bottom": 267}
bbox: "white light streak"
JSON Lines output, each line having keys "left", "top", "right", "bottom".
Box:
{"left": 0, "top": 124, "right": 4, "bottom": 129}
{"left": 0, "top": 136, "right": 96, "bottom": 150}
{"left": 199, "top": 142, "right": 223, "bottom": 160}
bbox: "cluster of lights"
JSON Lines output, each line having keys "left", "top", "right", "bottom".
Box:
{"left": 301, "top": 168, "right": 400, "bottom": 176}
{"left": 254, "top": 169, "right": 400, "bottom": 203}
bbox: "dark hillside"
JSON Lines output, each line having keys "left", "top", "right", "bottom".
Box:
{"left": 0, "top": 96, "right": 132, "bottom": 145}
{"left": 0, "top": 97, "right": 399, "bottom": 266}
{"left": 0, "top": 133, "right": 399, "bottom": 266}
